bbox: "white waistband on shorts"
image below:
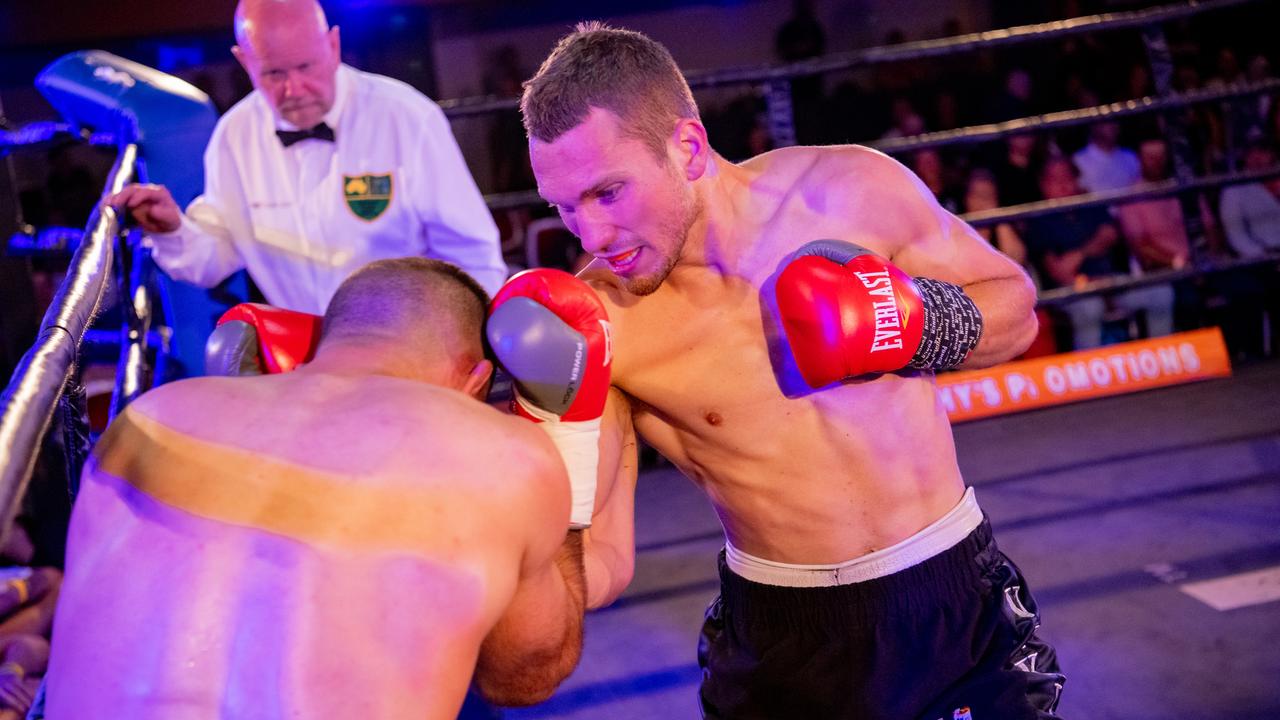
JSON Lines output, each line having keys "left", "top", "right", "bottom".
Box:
{"left": 723, "top": 486, "right": 983, "bottom": 588}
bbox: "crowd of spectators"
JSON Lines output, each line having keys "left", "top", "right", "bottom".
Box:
{"left": 6, "top": 4, "right": 1279, "bottom": 358}
{"left": 0, "top": 525, "right": 60, "bottom": 719}
{"left": 693, "top": 7, "right": 1280, "bottom": 354}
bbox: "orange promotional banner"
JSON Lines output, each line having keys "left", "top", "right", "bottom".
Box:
{"left": 937, "top": 327, "right": 1232, "bottom": 423}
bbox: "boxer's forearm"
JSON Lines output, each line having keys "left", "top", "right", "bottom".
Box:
{"left": 474, "top": 533, "right": 585, "bottom": 706}
{"left": 959, "top": 273, "right": 1039, "bottom": 368}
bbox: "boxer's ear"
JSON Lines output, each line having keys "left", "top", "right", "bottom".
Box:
{"left": 463, "top": 359, "right": 494, "bottom": 400}
{"left": 673, "top": 118, "right": 710, "bottom": 181}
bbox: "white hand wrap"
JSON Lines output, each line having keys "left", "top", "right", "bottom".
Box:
{"left": 517, "top": 396, "right": 601, "bottom": 529}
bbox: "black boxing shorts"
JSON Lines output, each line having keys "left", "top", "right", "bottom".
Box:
{"left": 697, "top": 491, "right": 1064, "bottom": 719}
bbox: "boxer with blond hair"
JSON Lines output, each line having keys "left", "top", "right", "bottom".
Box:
{"left": 491, "top": 22, "right": 1066, "bottom": 719}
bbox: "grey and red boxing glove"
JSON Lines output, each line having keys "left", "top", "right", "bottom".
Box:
{"left": 486, "top": 269, "right": 612, "bottom": 528}
{"left": 205, "top": 303, "right": 323, "bottom": 376}
{"left": 776, "top": 240, "right": 983, "bottom": 387}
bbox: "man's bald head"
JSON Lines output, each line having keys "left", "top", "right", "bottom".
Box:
{"left": 234, "top": 0, "right": 328, "bottom": 48}
{"left": 232, "top": 0, "right": 340, "bottom": 129}
{"left": 320, "top": 258, "right": 492, "bottom": 378}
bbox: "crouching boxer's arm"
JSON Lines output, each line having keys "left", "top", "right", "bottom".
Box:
{"left": 475, "top": 441, "right": 586, "bottom": 707}
{"left": 475, "top": 535, "right": 586, "bottom": 706}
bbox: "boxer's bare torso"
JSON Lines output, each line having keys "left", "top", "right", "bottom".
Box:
{"left": 579, "top": 143, "right": 1033, "bottom": 568}
{"left": 599, "top": 274, "right": 962, "bottom": 566}
{"left": 48, "top": 372, "right": 566, "bottom": 719}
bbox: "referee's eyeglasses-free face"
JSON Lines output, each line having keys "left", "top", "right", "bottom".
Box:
{"left": 236, "top": 24, "right": 341, "bottom": 130}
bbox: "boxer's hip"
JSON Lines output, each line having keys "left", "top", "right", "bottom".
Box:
{"left": 698, "top": 488, "right": 1065, "bottom": 719}
{"left": 723, "top": 486, "right": 985, "bottom": 590}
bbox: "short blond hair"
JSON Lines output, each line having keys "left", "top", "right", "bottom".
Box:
{"left": 521, "top": 22, "right": 699, "bottom": 158}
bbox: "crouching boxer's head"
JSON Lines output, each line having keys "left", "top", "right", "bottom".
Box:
{"left": 315, "top": 257, "right": 494, "bottom": 398}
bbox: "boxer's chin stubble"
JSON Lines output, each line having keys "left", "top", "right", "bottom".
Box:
{"left": 625, "top": 191, "right": 700, "bottom": 296}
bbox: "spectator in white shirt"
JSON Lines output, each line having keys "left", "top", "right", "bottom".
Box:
{"left": 1072, "top": 121, "right": 1140, "bottom": 194}
{"left": 109, "top": 0, "right": 506, "bottom": 312}
{"left": 1220, "top": 141, "right": 1280, "bottom": 258}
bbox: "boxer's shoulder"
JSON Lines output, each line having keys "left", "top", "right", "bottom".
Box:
{"left": 772, "top": 146, "right": 937, "bottom": 248}
{"left": 733, "top": 145, "right": 903, "bottom": 225}
{"left": 372, "top": 380, "right": 561, "bottom": 468}
{"left": 91, "top": 380, "right": 242, "bottom": 473}
{"left": 739, "top": 143, "right": 881, "bottom": 180}
{"left": 390, "top": 387, "right": 570, "bottom": 511}
{"left": 126, "top": 376, "right": 242, "bottom": 428}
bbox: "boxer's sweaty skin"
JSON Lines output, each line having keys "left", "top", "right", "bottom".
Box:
{"left": 47, "top": 372, "right": 566, "bottom": 719}
{"left": 531, "top": 109, "right": 1037, "bottom": 593}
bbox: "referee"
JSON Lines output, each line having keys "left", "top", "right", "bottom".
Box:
{"left": 110, "top": 0, "right": 507, "bottom": 311}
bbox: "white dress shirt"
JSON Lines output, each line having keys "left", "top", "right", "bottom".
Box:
{"left": 1072, "top": 143, "right": 1140, "bottom": 194}
{"left": 146, "top": 64, "right": 506, "bottom": 313}
{"left": 1220, "top": 183, "right": 1280, "bottom": 258}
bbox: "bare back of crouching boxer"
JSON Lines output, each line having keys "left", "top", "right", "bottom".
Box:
{"left": 46, "top": 258, "right": 585, "bottom": 719}
{"left": 509, "top": 23, "right": 1066, "bottom": 719}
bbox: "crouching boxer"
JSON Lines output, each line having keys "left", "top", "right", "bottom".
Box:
{"left": 45, "top": 258, "right": 586, "bottom": 719}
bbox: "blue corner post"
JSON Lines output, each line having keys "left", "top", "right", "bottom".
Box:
{"left": 35, "top": 51, "right": 249, "bottom": 380}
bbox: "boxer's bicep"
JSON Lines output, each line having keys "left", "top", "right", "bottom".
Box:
{"left": 583, "top": 387, "right": 639, "bottom": 609}
{"left": 850, "top": 155, "right": 1020, "bottom": 286}
{"left": 871, "top": 165, "right": 1039, "bottom": 366}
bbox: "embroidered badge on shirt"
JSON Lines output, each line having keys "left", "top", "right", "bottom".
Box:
{"left": 343, "top": 173, "right": 393, "bottom": 221}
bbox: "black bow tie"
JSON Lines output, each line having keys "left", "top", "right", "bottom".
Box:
{"left": 276, "top": 122, "right": 335, "bottom": 147}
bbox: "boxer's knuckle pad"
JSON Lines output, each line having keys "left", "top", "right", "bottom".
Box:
{"left": 204, "top": 320, "right": 262, "bottom": 377}
{"left": 488, "top": 298, "right": 587, "bottom": 416}
{"left": 777, "top": 256, "right": 854, "bottom": 386}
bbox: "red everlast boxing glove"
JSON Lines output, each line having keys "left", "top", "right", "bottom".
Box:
{"left": 776, "top": 240, "right": 983, "bottom": 387}
{"left": 486, "top": 269, "right": 612, "bottom": 528}
{"left": 206, "top": 303, "right": 323, "bottom": 376}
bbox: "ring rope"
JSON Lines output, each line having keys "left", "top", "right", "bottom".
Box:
{"left": 961, "top": 164, "right": 1280, "bottom": 229}
{"left": 869, "top": 78, "right": 1280, "bottom": 156}
{"left": 0, "top": 144, "right": 138, "bottom": 544}
{"left": 439, "top": 0, "right": 1261, "bottom": 118}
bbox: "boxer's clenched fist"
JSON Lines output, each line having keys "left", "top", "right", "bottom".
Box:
{"left": 487, "top": 269, "right": 612, "bottom": 528}
{"left": 777, "top": 239, "right": 984, "bottom": 387}
{"left": 207, "top": 303, "right": 324, "bottom": 376}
